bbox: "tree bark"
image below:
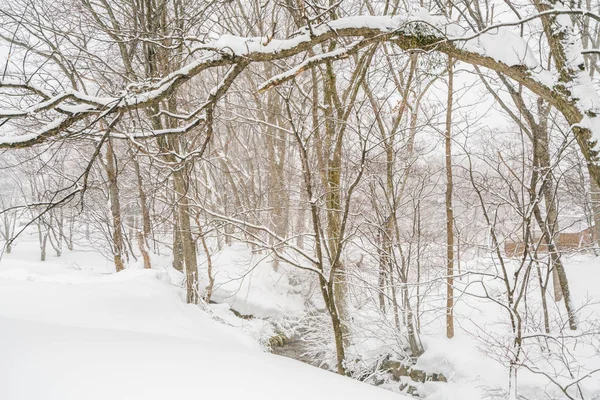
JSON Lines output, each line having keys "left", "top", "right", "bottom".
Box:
{"left": 133, "top": 155, "right": 152, "bottom": 247}
{"left": 136, "top": 231, "right": 152, "bottom": 269}
{"left": 445, "top": 56, "right": 455, "bottom": 339}
{"left": 104, "top": 138, "right": 126, "bottom": 272}
{"left": 590, "top": 179, "right": 600, "bottom": 248}
{"left": 172, "top": 168, "right": 199, "bottom": 304}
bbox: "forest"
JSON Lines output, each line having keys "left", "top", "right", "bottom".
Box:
{"left": 1, "top": 0, "right": 600, "bottom": 399}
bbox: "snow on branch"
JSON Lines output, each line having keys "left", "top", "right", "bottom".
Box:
{"left": 540, "top": 2, "right": 600, "bottom": 151}
{"left": 112, "top": 117, "right": 207, "bottom": 140}
{"left": 2, "top": 6, "right": 600, "bottom": 159}
{"left": 0, "top": 11, "right": 538, "bottom": 122}
{"left": 257, "top": 40, "right": 368, "bottom": 92}
{"left": 0, "top": 116, "right": 72, "bottom": 147}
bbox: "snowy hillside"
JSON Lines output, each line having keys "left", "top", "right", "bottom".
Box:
{"left": 0, "top": 234, "right": 407, "bottom": 400}
{"left": 4, "top": 229, "right": 600, "bottom": 399}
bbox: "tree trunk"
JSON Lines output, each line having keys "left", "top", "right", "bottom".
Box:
{"left": 377, "top": 232, "right": 387, "bottom": 314}
{"left": 590, "top": 179, "right": 600, "bottom": 249}
{"left": 173, "top": 215, "right": 184, "bottom": 273}
{"left": 323, "top": 62, "right": 350, "bottom": 347}
{"left": 320, "top": 276, "right": 347, "bottom": 376}
{"left": 535, "top": 260, "right": 551, "bottom": 334}
{"left": 40, "top": 229, "right": 47, "bottom": 262}
{"left": 104, "top": 138, "right": 125, "bottom": 272}
{"left": 530, "top": 101, "right": 576, "bottom": 329}
{"left": 197, "top": 221, "right": 214, "bottom": 303}
{"left": 252, "top": 74, "right": 290, "bottom": 270}
{"left": 173, "top": 169, "right": 199, "bottom": 304}
{"left": 133, "top": 156, "right": 152, "bottom": 246}
{"left": 137, "top": 231, "right": 152, "bottom": 269}
{"left": 445, "top": 56, "right": 455, "bottom": 339}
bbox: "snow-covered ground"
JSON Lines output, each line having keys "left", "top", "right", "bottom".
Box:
{"left": 3, "top": 229, "right": 600, "bottom": 400}
{"left": 407, "top": 254, "right": 600, "bottom": 400}
{"left": 0, "top": 231, "right": 408, "bottom": 400}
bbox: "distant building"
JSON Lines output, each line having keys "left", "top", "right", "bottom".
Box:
{"left": 504, "top": 216, "right": 595, "bottom": 256}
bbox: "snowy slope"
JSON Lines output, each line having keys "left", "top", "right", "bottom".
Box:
{"left": 0, "top": 238, "right": 408, "bottom": 400}
{"left": 196, "top": 242, "right": 306, "bottom": 319}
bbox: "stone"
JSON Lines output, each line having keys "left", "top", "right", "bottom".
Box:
{"left": 381, "top": 359, "right": 409, "bottom": 381}
{"left": 409, "top": 368, "right": 426, "bottom": 383}
{"left": 268, "top": 333, "right": 287, "bottom": 348}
